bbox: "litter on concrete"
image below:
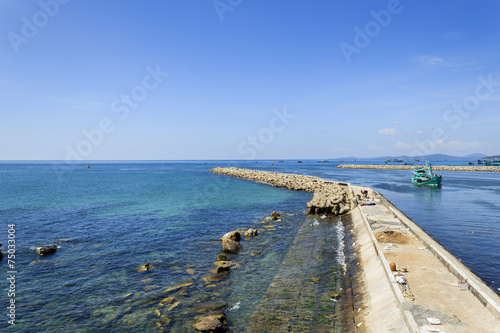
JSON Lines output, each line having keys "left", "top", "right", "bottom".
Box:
{"left": 427, "top": 317, "right": 442, "bottom": 325}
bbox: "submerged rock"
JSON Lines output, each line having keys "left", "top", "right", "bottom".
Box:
{"left": 158, "top": 297, "right": 174, "bottom": 306}
{"left": 213, "top": 265, "right": 230, "bottom": 274}
{"left": 138, "top": 263, "right": 155, "bottom": 272}
{"left": 208, "top": 271, "right": 229, "bottom": 282}
{"left": 244, "top": 228, "right": 258, "bottom": 237}
{"left": 270, "top": 211, "right": 281, "bottom": 220}
{"left": 217, "top": 254, "right": 228, "bottom": 261}
{"left": 162, "top": 282, "right": 193, "bottom": 294}
{"left": 193, "top": 311, "right": 227, "bottom": 332}
{"left": 37, "top": 245, "right": 58, "bottom": 256}
{"left": 193, "top": 299, "right": 228, "bottom": 312}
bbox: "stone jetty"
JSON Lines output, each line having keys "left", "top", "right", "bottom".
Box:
{"left": 336, "top": 164, "right": 500, "bottom": 172}
{"left": 210, "top": 167, "right": 352, "bottom": 216}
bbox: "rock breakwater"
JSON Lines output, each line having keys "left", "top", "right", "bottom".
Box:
{"left": 210, "top": 167, "right": 352, "bottom": 216}
{"left": 336, "top": 164, "right": 500, "bottom": 172}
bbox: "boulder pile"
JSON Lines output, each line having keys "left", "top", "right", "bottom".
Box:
{"left": 336, "top": 164, "right": 500, "bottom": 172}
{"left": 306, "top": 183, "right": 350, "bottom": 215}
{"left": 210, "top": 167, "right": 351, "bottom": 216}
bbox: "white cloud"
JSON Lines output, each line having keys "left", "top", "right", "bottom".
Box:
{"left": 414, "top": 54, "right": 482, "bottom": 69}
{"left": 416, "top": 54, "right": 445, "bottom": 66}
{"left": 378, "top": 128, "right": 399, "bottom": 135}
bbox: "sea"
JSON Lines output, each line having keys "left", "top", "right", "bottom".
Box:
{"left": 1, "top": 160, "right": 499, "bottom": 332}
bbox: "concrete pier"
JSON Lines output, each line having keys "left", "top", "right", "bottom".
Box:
{"left": 351, "top": 186, "right": 500, "bottom": 332}
{"left": 337, "top": 164, "right": 500, "bottom": 172}
{"left": 211, "top": 167, "right": 500, "bottom": 332}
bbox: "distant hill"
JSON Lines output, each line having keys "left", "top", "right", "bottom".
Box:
{"left": 333, "top": 153, "right": 487, "bottom": 161}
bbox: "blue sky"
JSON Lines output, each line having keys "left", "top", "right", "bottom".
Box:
{"left": 1, "top": 0, "right": 500, "bottom": 160}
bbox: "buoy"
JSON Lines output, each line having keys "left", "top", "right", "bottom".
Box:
{"left": 87, "top": 164, "right": 90, "bottom": 169}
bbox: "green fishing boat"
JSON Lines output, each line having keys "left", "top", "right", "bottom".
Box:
{"left": 411, "top": 161, "right": 442, "bottom": 186}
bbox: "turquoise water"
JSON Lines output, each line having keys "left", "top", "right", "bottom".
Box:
{"left": 1, "top": 160, "right": 499, "bottom": 332}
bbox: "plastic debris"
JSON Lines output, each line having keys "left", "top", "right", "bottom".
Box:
{"left": 395, "top": 275, "right": 407, "bottom": 291}
{"left": 427, "top": 318, "right": 442, "bottom": 325}
{"left": 356, "top": 322, "right": 363, "bottom": 327}
{"left": 384, "top": 243, "right": 396, "bottom": 251}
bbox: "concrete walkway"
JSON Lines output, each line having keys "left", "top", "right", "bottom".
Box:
{"left": 353, "top": 186, "right": 500, "bottom": 333}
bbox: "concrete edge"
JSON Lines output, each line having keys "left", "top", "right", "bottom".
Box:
{"left": 348, "top": 185, "right": 421, "bottom": 333}
{"left": 383, "top": 196, "right": 500, "bottom": 322}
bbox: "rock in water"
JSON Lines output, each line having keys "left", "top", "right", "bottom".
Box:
{"left": 217, "top": 254, "right": 228, "bottom": 261}
{"left": 270, "top": 211, "right": 281, "bottom": 220}
{"left": 221, "top": 230, "right": 241, "bottom": 242}
{"left": 221, "top": 238, "right": 241, "bottom": 254}
{"left": 244, "top": 228, "right": 258, "bottom": 237}
{"left": 221, "top": 231, "right": 241, "bottom": 253}
{"left": 37, "top": 245, "right": 58, "bottom": 256}
{"left": 138, "top": 263, "right": 155, "bottom": 272}
{"left": 208, "top": 271, "right": 230, "bottom": 281}
{"left": 193, "top": 300, "right": 228, "bottom": 312}
{"left": 193, "top": 311, "right": 227, "bottom": 332}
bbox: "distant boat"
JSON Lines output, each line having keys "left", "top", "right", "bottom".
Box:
{"left": 484, "top": 158, "right": 500, "bottom": 166}
{"left": 412, "top": 161, "right": 442, "bottom": 186}
{"left": 468, "top": 162, "right": 474, "bottom": 165}
{"left": 477, "top": 159, "right": 484, "bottom": 164}
{"left": 387, "top": 158, "right": 404, "bottom": 163}
{"left": 318, "top": 160, "right": 329, "bottom": 163}
{"left": 297, "top": 161, "right": 303, "bottom": 163}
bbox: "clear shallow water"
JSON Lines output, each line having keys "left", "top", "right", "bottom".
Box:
{"left": 0, "top": 160, "right": 499, "bottom": 332}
